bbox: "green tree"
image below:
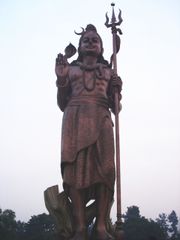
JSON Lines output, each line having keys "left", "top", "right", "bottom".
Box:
{"left": 156, "top": 213, "right": 169, "bottom": 239}
{"left": 123, "top": 206, "right": 167, "bottom": 240}
{"left": 15, "top": 220, "right": 26, "bottom": 239}
{"left": 168, "top": 210, "right": 179, "bottom": 240}
{"left": 124, "top": 205, "right": 141, "bottom": 220}
{"left": 25, "top": 213, "right": 55, "bottom": 240}
{"left": 0, "top": 208, "right": 17, "bottom": 240}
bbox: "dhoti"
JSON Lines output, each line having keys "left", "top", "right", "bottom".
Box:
{"left": 61, "top": 96, "right": 115, "bottom": 193}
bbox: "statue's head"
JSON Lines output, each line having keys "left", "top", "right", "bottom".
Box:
{"left": 76, "top": 24, "right": 104, "bottom": 62}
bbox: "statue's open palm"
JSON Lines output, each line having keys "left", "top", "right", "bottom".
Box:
{"left": 55, "top": 53, "right": 69, "bottom": 78}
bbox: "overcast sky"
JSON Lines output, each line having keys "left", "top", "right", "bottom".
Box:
{"left": 0, "top": 0, "right": 180, "bottom": 223}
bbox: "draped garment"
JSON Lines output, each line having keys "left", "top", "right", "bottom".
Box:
{"left": 61, "top": 96, "right": 115, "bottom": 191}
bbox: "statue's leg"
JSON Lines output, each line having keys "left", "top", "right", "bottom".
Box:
{"left": 95, "top": 184, "right": 114, "bottom": 240}
{"left": 69, "top": 187, "right": 88, "bottom": 240}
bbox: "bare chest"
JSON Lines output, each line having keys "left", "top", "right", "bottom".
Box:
{"left": 69, "top": 66, "right": 111, "bottom": 96}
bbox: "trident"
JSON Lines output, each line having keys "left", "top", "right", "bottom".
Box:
{"left": 105, "top": 3, "right": 124, "bottom": 239}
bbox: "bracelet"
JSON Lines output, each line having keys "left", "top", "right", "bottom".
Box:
{"left": 56, "top": 77, "right": 68, "bottom": 88}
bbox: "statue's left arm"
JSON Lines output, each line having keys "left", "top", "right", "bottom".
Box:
{"left": 107, "top": 70, "right": 123, "bottom": 114}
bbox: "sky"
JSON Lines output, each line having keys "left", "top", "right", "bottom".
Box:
{"left": 0, "top": 0, "right": 180, "bottom": 224}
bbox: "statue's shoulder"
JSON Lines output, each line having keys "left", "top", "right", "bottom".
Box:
{"left": 68, "top": 64, "right": 81, "bottom": 78}
{"left": 101, "top": 63, "right": 112, "bottom": 74}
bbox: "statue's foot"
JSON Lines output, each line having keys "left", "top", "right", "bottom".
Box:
{"left": 95, "top": 230, "right": 115, "bottom": 240}
{"left": 70, "top": 230, "right": 88, "bottom": 240}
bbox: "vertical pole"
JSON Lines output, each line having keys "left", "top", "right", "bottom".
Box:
{"left": 112, "top": 29, "right": 122, "bottom": 224}
{"left": 105, "top": 4, "right": 124, "bottom": 238}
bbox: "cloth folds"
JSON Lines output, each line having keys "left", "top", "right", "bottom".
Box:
{"left": 61, "top": 96, "right": 115, "bottom": 191}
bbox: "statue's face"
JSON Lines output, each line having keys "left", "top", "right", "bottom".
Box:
{"left": 80, "top": 31, "right": 102, "bottom": 57}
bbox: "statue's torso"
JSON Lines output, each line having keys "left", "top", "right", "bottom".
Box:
{"left": 68, "top": 65, "right": 111, "bottom": 98}
{"left": 61, "top": 64, "right": 113, "bottom": 164}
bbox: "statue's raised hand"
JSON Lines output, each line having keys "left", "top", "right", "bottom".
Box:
{"left": 55, "top": 53, "right": 69, "bottom": 78}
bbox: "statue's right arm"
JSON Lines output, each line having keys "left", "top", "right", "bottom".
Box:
{"left": 55, "top": 54, "right": 71, "bottom": 112}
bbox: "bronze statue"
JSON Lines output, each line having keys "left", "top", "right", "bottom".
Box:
{"left": 44, "top": 11, "right": 123, "bottom": 238}
{"left": 55, "top": 23, "right": 122, "bottom": 240}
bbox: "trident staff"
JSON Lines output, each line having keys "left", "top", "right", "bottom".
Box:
{"left": 105, "top": 3, "right": 124, "bottom": 236}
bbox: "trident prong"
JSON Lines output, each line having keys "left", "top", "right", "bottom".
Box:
{"left": 105, "top": 12, "right": 110, "bottom": 27}
{"left": 105, "top": 3, "right": 123, "bottom": 33}
{"left": 118, "top": 9, "right": 123, "bottom": 26}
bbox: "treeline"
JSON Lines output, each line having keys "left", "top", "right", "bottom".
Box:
{"left": 0, "top": 206, "right": 179, "bottom": 240}
{"left": 122, "top": 206, "right": 180, "bottom": 240}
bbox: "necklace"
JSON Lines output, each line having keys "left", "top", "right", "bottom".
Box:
{"left": 76, "top": 62, "right": 106, "bottom": 91}
{"left": 82, "top": 69, "right": 96, "bottom": 91}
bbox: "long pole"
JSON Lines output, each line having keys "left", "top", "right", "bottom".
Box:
{"left": 114, "top": 72, "right": 122, "bottom": 224}
{"left": 105, "top": 3, "right": 123, "bottom": 227}
{"left": 113, "top": 29, "right": 122, "bottom": 224}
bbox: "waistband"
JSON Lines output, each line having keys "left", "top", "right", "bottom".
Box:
{"left": 67, "top": 95, "right": 109, "bottom": 109}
